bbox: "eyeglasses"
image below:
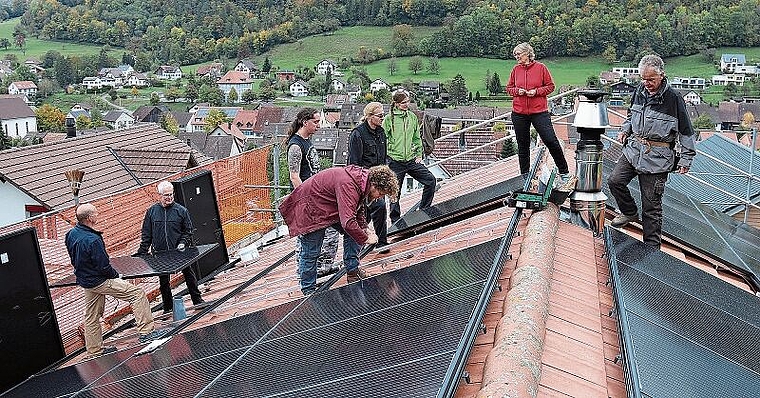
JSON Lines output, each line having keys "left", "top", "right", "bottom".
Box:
{"left": 399, "top": 100, "right": 410, "bottom": 104}
{"left": 372, "top": 113, "right": 385, "bottom": 118}
{"left": 160, "top": 192, "right": 174, "bottom": 197}
{"left": 513, "top": 52, "right": 524, "bottom": 58}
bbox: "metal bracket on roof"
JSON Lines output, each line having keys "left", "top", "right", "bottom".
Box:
{"left": 478, "top": 323, "right": 487, "bottom": 335}
{"left": 461, "top": 371, "right": 471, "bottom": 384}
{"left": 496, "top": 283, "right": 502, "bottom": 292}
{"left": 609, "top": 308, "right": 618, "bottom": 318}
{"left": 613, "top": 354, "right": 623, "bottom": 365}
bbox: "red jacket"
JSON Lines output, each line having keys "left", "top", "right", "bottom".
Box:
{"left": 278, "top": 165, "right": 369, "bottom": 244}
{"left": 506, "top": 61, "right": 555, "bottom": 115}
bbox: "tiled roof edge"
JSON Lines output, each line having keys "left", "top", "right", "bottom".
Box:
{"left": 478, "top": 204, "right": 559, "bottom": 398}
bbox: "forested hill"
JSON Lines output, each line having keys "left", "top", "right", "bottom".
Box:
{"left": 18, "top": 0, "right": 760, "bottom": 65}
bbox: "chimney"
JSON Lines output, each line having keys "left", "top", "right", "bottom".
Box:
{"left": 569, "top": 90, "right": 609, "bottom": 236}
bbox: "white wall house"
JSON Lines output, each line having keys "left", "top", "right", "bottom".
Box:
{"left": 125, "top": 73, "right": 149, "bottom": 88}
{"left": 216, "top": 71, "right": 253, "bottom": 103}
{"left": 612, "top": 67, "right": 640, "bottom": 77}
{"left": 0, "top": 181, "right": 43, "bottom": 227}
{"left": 712, "top": 74, "right": 745, "bottom": 86}
{"left": 290, "top": 80, "right": 309, "bottom": 97}
{"left": 8, "top": 81, "right": 38, "bottom": 99}
{"left": 0, "top": 96, "right": 37, "bottom": 138}
{"left": 155, "top": 65, "right": 183, "bottom": 80}
{"left": 331, "top": 79, "right": 346, "bottom": 92}
{"left": 370, "top": 78, "right": 388, "bottom": 93}
{"left": 316, "top": 59, "right": 337, "bottom": 75}
{"left": 82, "top": 77, "right": 102, "bottom": 90}
{"left": 670, "top": 77, "right": 706, "bottom": 90}
{"left": 720, "top": 54, "right": 745, "bottom": 73}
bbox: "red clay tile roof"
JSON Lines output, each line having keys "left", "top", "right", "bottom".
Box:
{"left": 0, "top": 123, "right": 212, "bottom": 210}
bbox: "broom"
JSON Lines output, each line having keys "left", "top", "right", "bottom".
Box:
{"left": 64, "top": 169, "right": 85, "bottom": 205}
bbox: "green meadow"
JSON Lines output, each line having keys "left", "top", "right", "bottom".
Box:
{"left": 0, "top": 17, "right": 107, "bottom": 60}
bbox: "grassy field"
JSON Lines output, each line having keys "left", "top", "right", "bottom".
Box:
{"left": 0, "top": 17, "right": 107, "bottom": 60}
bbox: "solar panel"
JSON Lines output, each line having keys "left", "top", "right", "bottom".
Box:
{"left": 601, "top": 158, "right": 760, "bottom": 289}
{"left": 51, "top": 244, "right": 219, "bottom": 287}
{"left": 4, "top": 238, "right": 503, "bottom": 398}
{"left": 389, "top": 176, "right": 524, "bottom": 236}
{"left": 606, "top": 228, "right": 760, "bottom": 398}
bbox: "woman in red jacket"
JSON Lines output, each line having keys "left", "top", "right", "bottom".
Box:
{"left": 506, "top": 42, "right": 570, "bottom": 181}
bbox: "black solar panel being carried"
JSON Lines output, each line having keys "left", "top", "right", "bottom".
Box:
{"left": 3, "top": 237, "right": 506, "bottom": 398}
{"left": 605, "top": 228, "right": 760, "bottom": 398}
{"left": 601, "top": 157, "right": 760, "bottom": 290}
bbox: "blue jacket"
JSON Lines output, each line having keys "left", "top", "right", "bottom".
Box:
{"left": 137, "top": 202, "right": 194, "bottom": 254}
{"left": 65, "top": 223, "right": 119, "bottom": 288}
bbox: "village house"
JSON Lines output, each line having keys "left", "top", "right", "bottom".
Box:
{"left": 102, "top": 110, "right": 136, "bottom": 130}
{"left": 233, "top": 59, "right": 258, "bottom": 78}
{"left": 720, "top": 54, "right": 746, "bottom": 73}
{"left": 370, "top": 78, "right": 389, "bottom": 93}
{"left": 316, "top": 59, "right": 338, "bottom": 75}
{"left": 8, "top": 80, "right": 38, "bottom": 101}
{"left": 289, "top": 80, "right": 309, "bottom": 97}
{"left": 669, "top": 76, "right": 706, "bottom": 90}
{"left": 216, "top": 71, "right": 253, "bottom": 103}
{"left": 0, "top": 95, "right": 37, "bottom": 139}
{"left": 197, "top": 62, "right": 225, "bottom": 80}
{"left": 154, "top": 65, "right": 183, "bottom": 80}
{"left": 712, "top": 74, "right": 745, "bottom": 86}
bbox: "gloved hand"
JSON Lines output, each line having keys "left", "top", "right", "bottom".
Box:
{"left": 177, "top": 243, "right": 186, "bottom": 252}
{"left": 365, "top": 229, "right": 378, "bottom": 245}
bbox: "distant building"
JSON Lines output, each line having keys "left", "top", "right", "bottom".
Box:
{"left": 316, "top": 59, "right": 338, "bottom": 75}
{"left": 370, "top": 78, "right": 389, "bottom": 93}
{"left": 289, "top": 80, "right": 309, "bottom": 97}
{"left": 275, "top": 70, "right": 296, "bottom": 82}
{"left": 197, "top": 62, "right": 225, "bottom": 80}
{"left": 154, "top": 65, "right": 183, "bottom": 80}
{"left": 712, "top": 74, "right": 745, "bottom": 86}
{"left": 0, "top": 96, "right": 37, "bottom": 138}
{"left": 720, "top": 54, "right": 746, "bottom": 73}
{"left": 216, "top": 71, "right": 253, "bottom": 103}
{"left": 233, "top": 60, "right": 259, "bottom": 78}
{"left": 8, "top": 81, "right": 38, "bottom": 101}
{"left": 669, "top": 77, "right": 706, "bottom": 90}
{"left": 102, "top": 110, "right": 136, "bottom": 130}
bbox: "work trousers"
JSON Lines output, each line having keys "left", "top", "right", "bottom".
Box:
{"left": 83, "top": 278, "right": 154, "bottom": 355}
{"left": 388, "top": 159, "right": 436, "bottom": 222}
{"left": 512, "top": 111, "right": 569, "bottom": 175}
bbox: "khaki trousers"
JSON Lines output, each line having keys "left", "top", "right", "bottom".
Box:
{"left": 83, "top": 278, "right": 155, "bottom": 355}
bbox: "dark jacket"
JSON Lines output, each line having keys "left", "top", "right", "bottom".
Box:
{"left": 348, "top": 121, "right": 387, "bottom": 167}
{"left": 506, "top": 61, "right": 555, "bottom": 115}
{"left": 137, "top": 202, "right": 193, "bottom": 254}
{"left": 621, "top": 80, "right": 696, "bottom": 173}
{"left": 65, "top": 223, "right": 119, "bottom": 288}
{"left": 278, "top": 165, "right": 369, "bottom": 244}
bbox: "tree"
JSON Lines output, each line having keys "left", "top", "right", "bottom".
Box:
{"left": 448, "top": 74, "right": 468, "bottom": 104}
{"left": 75, "top": 114, "right": 92, "bottom": 131}
{"left": 500, "top": 137, "right": 517, "bottom": 158}
{"left": 692, "top": 114, "right": 714, "bottom": 129}
{"left": 150, "top": 92, "right": 160, "bottom": 105}
{"left": 388, "top": 57, "right": 398, "bottom": 75}
{"left": 35, "top": 104, "right": 65, "bottom": 133}
{"left": 161, "top": 113, "right": 180, "bottom": 136}
{"left": 131, "top": 86, "right": 139, "bottom": 98}
{"left": 487, "top": 72, "right": 502, "bottom": 95}
{"left": 227, "top": 87, "right": 239, "bottom": 103}
{"left": 109, "top": 88, "right": 118, "bottom": 101}
{"left": 391, "top": 24, "right": 415, "bottom": 56}
{"left": 262, "top": 57, "right": 272, "bottom": 73}
{"left": 0, "top": 38, "right": 11, "bottom": 50}
{"left": 408, "top": 56, "right": 424, "bottom": 75}
{"left": 204, "top": 109, "right": 230, "bottom": 133}
{"left": 185, "top": 83, "right": 199, "bottom": 103}
{"left": 165, "top": 86, "right": 181, "bottom": 102}
{"left": 241, "top": 89, "right": 257, "bottom": 103}
{"left": 602, "top": 45, "right": 617, "bottom": 64}
{"left": 427, "top": 56, "right": 440, "bottom": 74}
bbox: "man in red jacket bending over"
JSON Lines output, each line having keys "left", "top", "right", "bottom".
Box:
{"left": 279, "top": 165, "right": 399, "bottom": 295}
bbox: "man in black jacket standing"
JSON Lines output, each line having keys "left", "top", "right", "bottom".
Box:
{"left": 348, "top": 101, "right": 390, "bottom": 253}
{"left": 137, "top": 180, "right": 204, "bottom": 313}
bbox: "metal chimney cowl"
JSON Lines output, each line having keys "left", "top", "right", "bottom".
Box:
{"left": 569, "top": 89, "right": 609, "bottom": 236}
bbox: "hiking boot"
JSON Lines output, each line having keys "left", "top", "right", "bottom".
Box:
{"left": 346, "top": 268, "right": 369, "bottom": 283}
{"left": 139, "top": 329, "right": 168, "bottom": 344}
{"left": 611, "top": 213, "right": 638, "bottom": 228}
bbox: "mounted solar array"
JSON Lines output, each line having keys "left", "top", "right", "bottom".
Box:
{"left": 601, "top": 158, "right": 760, "bottom": 290}
{"left": 4, "top": 238, "right": 505, "bottom": 398}
{"left": 605, "top": 228, "right": 760, "bottom": 398}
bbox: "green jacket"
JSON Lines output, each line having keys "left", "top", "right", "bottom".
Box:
{"left": 383, "top": 109, "right": 422, "bottom": 162}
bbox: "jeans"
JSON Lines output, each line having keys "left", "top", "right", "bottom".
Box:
{"left": 388, "top": 159, "right": 436, "bottom": 222}
{"left": 608, "top": 155, "right": 668, "bottom": 247}
{"left": 512, "top": 111, "right": 569, "bottom": 175}
{"left": 299, "top": 225, "right": 362, "bottom": 294}
{"left": 83, "top": 278, "right": 154, "bottom": 355}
